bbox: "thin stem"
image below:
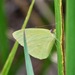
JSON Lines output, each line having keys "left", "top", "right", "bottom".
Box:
{"left": 1, "top": 0, "right": 35, "bottom": 75}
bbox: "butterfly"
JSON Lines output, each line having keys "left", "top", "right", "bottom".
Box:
{"left": 13, "top": 28, "right": 55, "bottom": 60}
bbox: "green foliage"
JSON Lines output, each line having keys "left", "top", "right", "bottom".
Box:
{"left": 23, "top": 32, "right": 34, "bottom": 75}
{"left": 0, "top": 0, "right": 9, "bottom": 64}
{"left": 1, "top": 0, "right": 35, "bottom": 75}
{"left": 66, "top": 0, "right": 75, "bottom": 75}
{"left": 1, "top": 42, "right": 18, "bottom": 75}
{"left": 54, "top": 0, "right": 64, "bottom": 75}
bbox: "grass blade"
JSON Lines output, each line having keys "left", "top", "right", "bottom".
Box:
{"left": 1, "top": 42, "right": 18, "bottom": 75}
{"left": 1, "top": 0, "right": 35, "bottom": 75}
{"left": 22, "top": 0, "right": 35, "bottom": 29}
{"left": 0, "top": 0, "right": 9, "bottom": 64}
{"left": 66, "top": 0, "right": 75, "bottom": 75}
{"left": 23, "top": 31, "right": 34, "bottom": 75}
{"left": 54, "top": 0, "right": 65, "bottom": 75}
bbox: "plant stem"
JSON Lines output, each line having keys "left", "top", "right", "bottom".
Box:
{"left": 66, "top": 0, "right": 75, "bottom": 75}
{"left": 54, "top": 0, "right": 65, "bottom": 75}
{"left": 1, "top": 0, "right": 35, "bottom": 75}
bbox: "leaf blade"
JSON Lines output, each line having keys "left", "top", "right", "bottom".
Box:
{"left": 23, "top": 31, "right": 34, "bottom": 75}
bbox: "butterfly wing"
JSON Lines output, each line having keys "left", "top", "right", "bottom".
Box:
{"left": 13, "top": 28, "right": 55, "bottom": 59}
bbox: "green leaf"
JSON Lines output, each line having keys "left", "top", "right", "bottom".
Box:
{"left": 1, "top": 42, "right": 18, "bottom": 75}
{"left": 66, "top": 0, "right": 75, "bottom": 75}
{"left": 1, "top": 0, "right": 35, "bottom": 75}
{"left": 23, "top": 31, "right": 34, "bottom": 75}
{"left": 13, "top": 28, "right": 55, "bottom": 59}
{"left": 0, "top": 0, "right": 9, "bottom": 64}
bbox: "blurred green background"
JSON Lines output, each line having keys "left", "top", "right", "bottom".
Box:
{"left": 0, "top": 0, "right": 65, "bottom": 75}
